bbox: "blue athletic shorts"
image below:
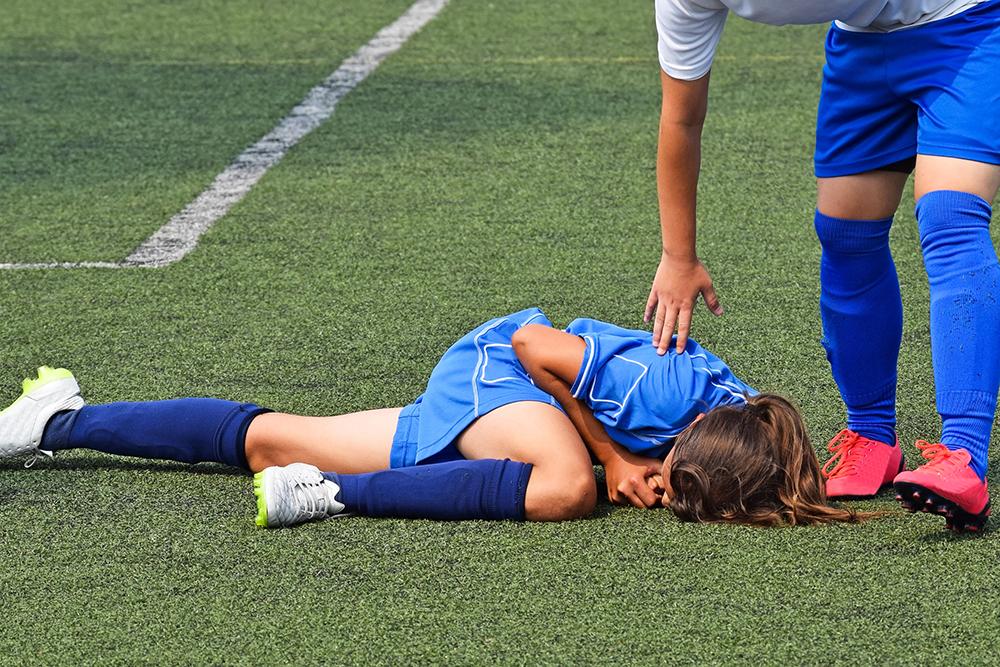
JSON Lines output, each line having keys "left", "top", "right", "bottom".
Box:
{"left": 388, "top": 308, "right": 561, "bottom": 469}
{"left": 815, "top": 0, "right": 1000, "bottom": 178}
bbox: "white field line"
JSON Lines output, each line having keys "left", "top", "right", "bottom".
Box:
{"left": 0, "top": 0, "right": 449, "bottom": 271}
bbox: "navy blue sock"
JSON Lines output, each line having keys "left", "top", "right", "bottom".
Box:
{"left": 815, "top": 210, "right": 901, "bottom": 445}
{"left": 323, "top": 458, "right": 533, "bottom": 521}
{"left": 41, "top": 399, "right": 269, "bottom": 470}
{"left": 918, "top": 190, "right": 1000, "bottom": 480}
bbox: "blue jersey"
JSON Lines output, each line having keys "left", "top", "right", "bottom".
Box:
{"left": 388, "top": 308, "right": 756, "bottom": 468}
{"left": 565, "top": 318, "right": 756, "bottom": 458}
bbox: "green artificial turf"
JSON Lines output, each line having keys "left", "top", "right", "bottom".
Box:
{"left": 2, "top": 0, "right": 1000, "bottom": 664}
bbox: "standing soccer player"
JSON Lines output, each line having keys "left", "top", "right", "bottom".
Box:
{"left": 646, "top": 0, "right": 1000, "bottom": 531}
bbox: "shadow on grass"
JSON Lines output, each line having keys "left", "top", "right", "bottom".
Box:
{"left": 0, "top": 457, "right": 246, "bottom": 477}
{"left": 919, "top": 524, "right": 995, "bottom": 542}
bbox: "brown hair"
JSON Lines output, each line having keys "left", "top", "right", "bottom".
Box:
{"left": 667, "top": 393, "right": 867, "bottom": 527}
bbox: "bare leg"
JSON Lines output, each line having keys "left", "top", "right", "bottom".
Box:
{"left": 246, "top": 401, "right": 599, "bottom": 521}
{"left": 244, "top": 408, "right": 402, "bottom": 474}
{"left": 914, "top": 155, "right": 1000, "bottom": 203}
{"left": 455, "top": 401, "right": 597, "bottom": 521}
{"left": 816, "top": 170, "right": 909, "bottom": 219}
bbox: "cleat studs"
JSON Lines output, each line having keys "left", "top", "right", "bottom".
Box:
{"left": 912, "top": 492, "right": 921, "bottom": 500}
{"left": 967, "top": 525, "right": 979, "bottom": 533}
{"left": 895, "top": 495, "right": 903, "bottom": 501}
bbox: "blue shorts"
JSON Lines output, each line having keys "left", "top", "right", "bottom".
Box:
{"left": 388, "top": 308, "right": 561, "bottom": 468}
{"left": 815, "top": 0, "right": 1000, "bottom": 178}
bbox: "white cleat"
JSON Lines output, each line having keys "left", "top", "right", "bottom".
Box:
{"left": 0, "top": 366, "right": 85, "bottom": 461}
{"left": 253, "top": 462, "right": 346, "bottom": 528}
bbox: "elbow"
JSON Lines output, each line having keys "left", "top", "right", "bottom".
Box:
{"left": 511, "top": 324, "right": 545, "bottom": 360}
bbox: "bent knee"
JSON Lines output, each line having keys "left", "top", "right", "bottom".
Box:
{"left": 243, "top": 414, "right": 287, "bottom": 472}
{"left": 525, "top": 468, "right": 597, "bottom": 521}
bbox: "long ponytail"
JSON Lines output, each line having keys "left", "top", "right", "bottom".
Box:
{"left": 667, "top": 394, "right": 869, "bottom": 526}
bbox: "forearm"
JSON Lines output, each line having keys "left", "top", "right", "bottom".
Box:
{"left": 509, "top": 324, "right": 631, "bottom": 466}
{"left": 656, "top": 69, "right": 709, "bottom": 261}
{"left": 656, "top": 119, "right": 702, "bottom": 261}
{"left": 521, "top": 362, "right": 626, "bottom": 467}
{"left": 511, "top": 327, "right": 663, "bottom": 507}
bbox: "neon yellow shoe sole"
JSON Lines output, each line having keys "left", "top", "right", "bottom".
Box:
{"left": 22, "top": 366, "right": 75, "bottom": 396}
{"left": 253, "top": 471, "right": 269, "bottom": 528}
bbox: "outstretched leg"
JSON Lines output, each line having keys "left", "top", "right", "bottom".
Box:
{"left": 37, "top": 392, "right": 400, "bottom": 474}
{"left": 244, "top": 408, "right": 401, "bottom": 473}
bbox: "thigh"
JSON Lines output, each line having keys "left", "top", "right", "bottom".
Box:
{"left": 458, "top": 401, "right": 597, "bottom": 521}
{"left": 456, "top": 401, "right": 597, "bottom": 521}
{"left": 456, "top": 401, "right": 591, "bottom": 471}
{"left": 915, "top": 155, "right": 1000, "bottom": 204}
{"left": 245, "top": 407, "right": 402, "bottom": 474}
{"left": 817, "top": 170, "right": 910, "bottom": 220}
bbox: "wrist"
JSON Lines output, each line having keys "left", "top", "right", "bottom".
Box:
{"left": 596, "top": 443, "right": 626, "bottom": 469}
{"left": 661, "top": 246, "right": 698, "bottom": 264}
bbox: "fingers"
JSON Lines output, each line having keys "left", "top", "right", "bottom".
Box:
{"left": 675, "top": 305, "right": 692, "bottom": 353}
{"left": 615, "top": 476, "right": 660, "bottom": 508}
{"left": 703, "top": 283, "right": 724, "bottom": 316}
{"left": 634, "top": 479, "right": 661, "bottom": 508}
{"left": 644, "top": 289, "right": 657, "bottom": 324}
{"left": 647, "top": 474, "right": 664, "bottom": 493}
{"left": 659, "top": 304, "right": 677, "bottom": 356}
{"left": 651, "top": 302, "right": 666, "bottom": 351}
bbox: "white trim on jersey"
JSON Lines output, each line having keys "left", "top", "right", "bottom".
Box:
{"left": 471, "top": 318, "right": 510, "bottom": 416}
{"left": 572, "top": 335, "right": 598, "bottom": 399}
{"left": 587, "top": 355, "right": 648, "bottom": 420}
{"left": 688, "top": 352, "right": 748, "bottom": 403}
{"left": 480, "top": 343, "right": 529, "bottom": 384}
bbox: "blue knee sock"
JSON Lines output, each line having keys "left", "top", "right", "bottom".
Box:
{"left": 323, "top": 458, "right": 533, "bottom": 521}
{"left": 41, "top": 399, "right": 269, "bottom": 470}
{"left": 815, "top": 210, "right": 901, "bottom": 445}
{"left": 918, "top": 190, "right": 1000, "bottom": 480}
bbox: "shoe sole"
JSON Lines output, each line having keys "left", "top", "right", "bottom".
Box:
{"left": 252, "top": 470, "right": 274, "bottom": 528}
{"left": 893, "top": 480, "right": 991, "bottom": 534}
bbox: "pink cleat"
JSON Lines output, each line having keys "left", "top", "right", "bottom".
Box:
{"left": 822, "top": 429, "right": 904, "bottom": 498}
{"left": 893, "top": 441, "right": 990, "bottom": 534}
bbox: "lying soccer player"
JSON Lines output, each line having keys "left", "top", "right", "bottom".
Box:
{"left": 0, "top": 308, "right": 863, "bottom": 528}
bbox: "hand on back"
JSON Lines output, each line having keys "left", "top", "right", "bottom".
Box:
{"left": 644, "top": 252, "right": 722, "bottom": 355}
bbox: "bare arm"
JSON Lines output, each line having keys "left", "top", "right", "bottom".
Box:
{"left": 644, "top": 69, "right": 722, "bottom": 354}
{"left": 511, "top": 324, "right": 661, "bottom": 508}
